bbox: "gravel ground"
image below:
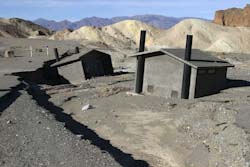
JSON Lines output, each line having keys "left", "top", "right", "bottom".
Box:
{"left": 0, "top": 90, "right": 123, "bottom": 167}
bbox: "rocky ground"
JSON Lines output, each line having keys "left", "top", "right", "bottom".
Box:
{"left": 45, "top": 71, "right": 250, "bottom": 167}
{"left": 0, "top": 91, "right": 123, "bottom": 167}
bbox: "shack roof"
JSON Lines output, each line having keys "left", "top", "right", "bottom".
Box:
{"left": 131, "top": 49, "right": 234, "bottom": 69}
{"left": 51, "top": 49, "right": 108, "bottom": 68}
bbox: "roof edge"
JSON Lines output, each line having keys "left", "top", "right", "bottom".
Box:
{"left": 129, "top": 50, "right": 166, "bottom": 59}
{"left": 51, "top": 48, "right": 106, "bottom": 68}
{"left": 130, "top": 49, "right": 234, "bottom": 69}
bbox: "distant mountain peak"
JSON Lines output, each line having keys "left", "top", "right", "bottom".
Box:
{"left": 33, "top": 15, "right": 204, "bottom": 31}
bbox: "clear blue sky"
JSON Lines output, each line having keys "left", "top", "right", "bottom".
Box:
{"left": 0, "top": 0, "right": 249, "bottom": 21}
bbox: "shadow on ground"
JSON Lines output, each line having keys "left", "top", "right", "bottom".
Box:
{"left": 22, "top": 81, "right": 149, "bottom": 167}
{"left": 0, "top": 83, "right": 26, "bottom": 114}
{"left": 226, "top": 79, "right": 250, "bottom": 89}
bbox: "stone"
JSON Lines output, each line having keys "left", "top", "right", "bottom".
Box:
{"left": 6, "top": 120, "right": 12, "bottom": 124}
{"left": 4, "top": 49, "right": 14, "bottom": 58}
{"left": 81, "top": 104, "right": 93, "bottom": 111}
{"left": 213, "top": 4, "right": 250, "bottom": 27}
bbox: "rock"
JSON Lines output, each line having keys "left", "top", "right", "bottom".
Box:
{"left": 76, "top": 134, "right": 83, "bottom": 139}
{"left": 6, "top": 120, "right": 12, "bottom": 124}
{"left": 81, "top": 104, "right": 93, "bottom": 111}
{"left": 4, "top": 49, "right": 14, "bottom": 58}
{"left": 126, "top": 92, "right": 143, "bottom": 96}
{"left": 213, "top": 4, "right": 250, "bottom": 27}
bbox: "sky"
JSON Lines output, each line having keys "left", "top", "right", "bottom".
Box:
{"left": 0, "top": 0, "right": 249, "bottom": 21}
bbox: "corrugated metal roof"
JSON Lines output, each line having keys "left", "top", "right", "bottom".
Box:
{"left": 131, "top": 49, "right": 234, "bottom": 69}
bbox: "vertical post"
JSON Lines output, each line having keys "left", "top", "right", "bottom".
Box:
{"left": 46, "top": 46, "right": 49, "bottom": 56}
{"left": 135, "top": 30, "right": 146, "bottom": 94}
{"left": 30, "top": 46, "right": 33, "bottom": 57}
{"left": 54, "top": 48, "right": 60, "bottom": 62}
{"left": 181, "top": 35, "right": 193, "bottom": 99}
{"left": 75, "top": 46, "right": 80, "bottom": 54}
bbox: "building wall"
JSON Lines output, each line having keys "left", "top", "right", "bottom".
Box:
{"left": 143, "top": 55, "right": 184, "bottom": 98}
{"left": 58, "top": 61, "right": 86, "bottom": 85}
{"left": 194, "top": 67, "right": 227, "bottom": 98}
{"left": 189, "top": 68, "right": 198, "bottom": 99}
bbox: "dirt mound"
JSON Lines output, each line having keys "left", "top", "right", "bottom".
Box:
{"left": 213, "top": 4, "right": 250, "bottom": 27}
{"left": 0, "top": 18, "right": 51, "bottom": 38}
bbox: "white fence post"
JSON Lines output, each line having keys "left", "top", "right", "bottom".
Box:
{"left": 30, "top": 46, "right": 33, "bottom": 57}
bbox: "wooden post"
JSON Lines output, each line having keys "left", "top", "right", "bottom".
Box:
{"left": 181, "top": 35, "right": 193, "bottom": 99}
{"left": 75, "top": 46, "right": 80, "bottom": 54}
{"left": 46, "top": 46, "right": 49, "bottom": 56}
{"left": 135, "top": 30, "right": 146, "bottom": 94}
{"left": 54, "top": 48, "right": 60, "bottom": 62}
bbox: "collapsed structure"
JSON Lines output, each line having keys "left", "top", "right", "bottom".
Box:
{"left": 52, "top": 49, "right": 113, "bottom": 85}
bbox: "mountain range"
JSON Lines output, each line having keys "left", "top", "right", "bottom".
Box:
{"left": 33, "top": 15, "right": 206, "bottom": 31}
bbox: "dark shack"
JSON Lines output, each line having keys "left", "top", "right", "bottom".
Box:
{"left": 52, "top": 49, "right": 113, "bottom": 85}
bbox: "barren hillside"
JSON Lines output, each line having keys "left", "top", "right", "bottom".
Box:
{"left": 50, "top": 20, "right": 161, "bottom": 49}
{"left": 0, "top": 18, "right": 51, "bottom": 38}
{"left": 157, "top": 19, "right": 250, "bottom": 53}
{"left": 50, "top": 19, "right": 250, "bottom": 54}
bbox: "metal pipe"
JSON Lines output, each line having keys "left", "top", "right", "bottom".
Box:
{"left": 139, "top": 30, "right": 146, "bottom": 52}
{"left": 54, "top": 48, "right": 60, "bottom": 62}
{"left": 135, "top": 30, "right": 146, "bottom": 94}
{"left": 181, "top": 35, "right": 193, "bottom": 99}
{"left": 185, "top": 35, "right": 192, "bottom": 61}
